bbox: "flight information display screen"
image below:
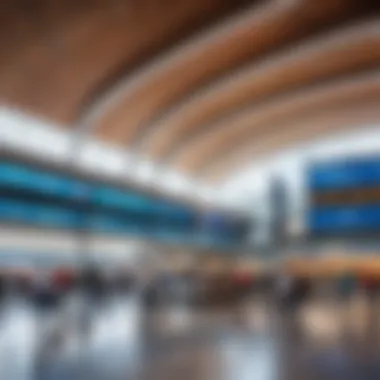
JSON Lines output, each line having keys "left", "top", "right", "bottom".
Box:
{"left": 0, "top": 161, "right": 197, "bottom": 238}
{"left": 0, "top": 162, "right": 90, "bottom": 201}
{"left": 308, "top": 158, "right": 380, "bottom": 191}
{"left": 0, "top": 160, "right": 249, "bottom": 247}
{"left": 307, "top": 156, "right": 380, "bottom": 236}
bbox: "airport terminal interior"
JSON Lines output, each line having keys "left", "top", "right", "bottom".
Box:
{"left": 1, "top": 0, "right": 380, "bottom": 379}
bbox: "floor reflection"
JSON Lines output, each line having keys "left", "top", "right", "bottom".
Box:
{"left": 1, "top": 292, "right": 380, "bottom": 380}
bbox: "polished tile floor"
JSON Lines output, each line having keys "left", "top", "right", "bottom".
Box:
{"left": 1, "top": 292, "right": 380, "bottom": 380}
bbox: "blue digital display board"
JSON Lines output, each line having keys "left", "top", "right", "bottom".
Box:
{"left": 0, "top": 160, "right": 244, "bottom": 246}
{"left": 308, "top": 156, "right": 380, "bottom": 236}
{"left": 0, "top": 161, "right": 196, "bottom": 221}
{"left": 0, "top": 198, "right": 81, "bottom": 228}
{"left": 0, "top": 162, "right": 90, "bottom": 201}
{"left": 309, "top": 205, "right": 380, "bottom": 232}
{"left": 92, "top": 186, "right": 152, "bottom": 212}
{"left": 308, "top": 157, "right": 380, "bottom": 191}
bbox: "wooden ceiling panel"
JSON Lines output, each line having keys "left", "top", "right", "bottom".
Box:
{"left": 141, "top": 21, "right": 380, "bottom": 159}
{"left": 203, "top": 100, "right": 380, "bottom": 182}
{"left": 169, "top": 72, "right": 380, "bottom": 172}
{"left": 0, "top": 0, "right": 252, "bottom": 123}
{"left": 91, "top": 0, "right": 373, "bottom": 144}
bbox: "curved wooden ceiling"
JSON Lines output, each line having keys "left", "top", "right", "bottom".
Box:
{"left": 172, "top": 71, "right": 380, "bottom": 171}
{"left": 1, "top": 0, "right": 379, "bottom": 185}
{"left": 0, "top": 0, "right": 252, "bottom": 121}
{"left": 90, "top": 0, "right": 366, "bottom": 142}
{"left": 204, "top": 100, "right": 380, "bottom": 182}
{"left": 142, "top": 21, "right": 380, "bottom": 159}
